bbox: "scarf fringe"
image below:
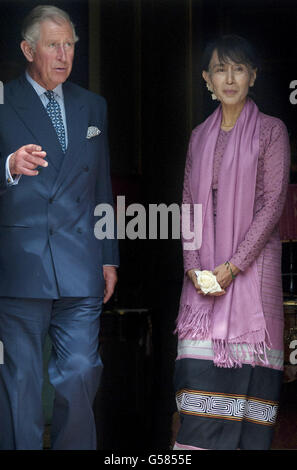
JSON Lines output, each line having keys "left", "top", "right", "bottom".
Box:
{"left": 213, "top": 329, "right": 271, "bottom": 368}
{"left": 174, "top": 304, "right": 211, "bottom": 340}
{"left": 175, "top": 306, "right": 272, "bottom": 368}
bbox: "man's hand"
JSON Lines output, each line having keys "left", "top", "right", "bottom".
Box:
{"left": 103, "top": 266, "right": 118, "bottom": 304}
{"left": 9, "top": 144, "right": 48, "bottom": 177}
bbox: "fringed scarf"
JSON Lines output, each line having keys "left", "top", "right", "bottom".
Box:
{"left": 175, "top": 98, "right": 270, "bottom": 368}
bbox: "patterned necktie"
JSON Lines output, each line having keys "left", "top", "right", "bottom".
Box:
{"left": 45, "top": 90, "right": 66, "bottom": 153}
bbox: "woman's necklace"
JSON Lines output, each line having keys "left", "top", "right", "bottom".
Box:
{"left": 221, "top": 121, "right": 237, "bottom": 131}
{"left": 221, "top": 121, "right": 236, "bottom": 128}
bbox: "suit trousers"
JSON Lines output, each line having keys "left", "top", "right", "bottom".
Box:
{"left": 0, "top": 296, "right": 103, "bottom": 450}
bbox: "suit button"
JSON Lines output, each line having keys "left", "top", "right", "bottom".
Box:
{"left": 49, "top": 198, "right": 54, "bottom": 204}
{"left": 76, "top": 197, "right": 80, "bottom": 203}
{"left": 49, "top": 228, "right": 54, "bottom": 235}
{"left": 77, "top": 227, "right": 82, "bottom": 234}
{"left": 83, "top": 165, "right": 89, "bottom": 172}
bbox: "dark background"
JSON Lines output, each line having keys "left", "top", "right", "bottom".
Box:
{"left": 0, "top": 0, "right": 297, "bottom": 450}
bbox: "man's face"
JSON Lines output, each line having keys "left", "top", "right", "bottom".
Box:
{"left": 23, "top": 19, "right": 75, "bottom": 90}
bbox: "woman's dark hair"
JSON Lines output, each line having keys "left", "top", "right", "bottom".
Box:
{"left": 201, "top": 34, "right": 259, "bottom": 72}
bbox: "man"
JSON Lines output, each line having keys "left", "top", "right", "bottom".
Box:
{"left": 0, "top": 5, "right": 119, "bottom": 450}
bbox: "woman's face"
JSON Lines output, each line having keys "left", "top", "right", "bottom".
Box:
{"left": 202, "top": 49, "right": 257, "bottom": 107}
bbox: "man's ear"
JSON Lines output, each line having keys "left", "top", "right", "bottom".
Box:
{"left": 20, "top": 40, "right": 34, "bottom": 63}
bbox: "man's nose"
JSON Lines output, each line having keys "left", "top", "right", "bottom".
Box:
{"left": 56, "top": 45, "right": 67, "bottom": 61}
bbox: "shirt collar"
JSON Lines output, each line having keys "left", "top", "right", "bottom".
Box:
{"left": 25, "top": 70, "right": 64, "bottom": 100}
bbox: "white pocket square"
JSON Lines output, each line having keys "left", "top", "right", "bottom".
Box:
{"left": 87, "top": 126, "right": 101, "bottom": 139}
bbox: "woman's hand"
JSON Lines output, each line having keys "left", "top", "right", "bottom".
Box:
{"left": 187, "top": 268, "right": 226, "bottom": 296}
{"left": 213, "top": 262, "right": 240, "bottom": 291}
{"left": 187, "top": 269, "right": 204, "bottom": 294}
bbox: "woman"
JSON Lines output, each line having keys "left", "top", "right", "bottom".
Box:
{"left": 174, "top": 35, "right": 291, "bottom": 450}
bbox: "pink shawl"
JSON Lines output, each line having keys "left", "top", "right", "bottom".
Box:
{"left": 176, "top": 99, "right": 271, "bottom": 368}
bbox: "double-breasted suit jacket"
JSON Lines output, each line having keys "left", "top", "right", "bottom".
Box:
{"left": 0, "top": 74, "right": 119, "bottom": 299}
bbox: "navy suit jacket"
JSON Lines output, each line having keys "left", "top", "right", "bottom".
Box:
{"left": 0, "top": 74, "right": 119, "bottom": 298}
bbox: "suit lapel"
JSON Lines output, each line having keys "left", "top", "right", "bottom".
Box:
{"left": 7, "top": 76, "right": 89, "bottom": 196}
{"left": 50, "top": 82, "right": 88, "bottom": 197}
{"left": 7, "top": 75, "right": 63, "bottom": 173}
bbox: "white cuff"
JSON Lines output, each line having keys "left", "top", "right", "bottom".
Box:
{"left": 6, "top": 154, "right": 21, "bottom": 185}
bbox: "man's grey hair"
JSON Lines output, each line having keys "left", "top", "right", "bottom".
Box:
{"left": 22, "top": 5, "right": 79, "bottom": 49}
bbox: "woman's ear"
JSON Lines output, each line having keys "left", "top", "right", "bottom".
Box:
{"left": 202, "top": 70, "right": 209, "bottom": 84}
{"left": 20, "top": 40, "right": 34, "bottom": 63}
{"left": 249, "top": 68, "right": 257, "bottom": 87}
{"left": 202, "top": 70, "right": 214, "bottom": 92}
{"left": 203, "top": 70, "right": 218, "bottom": 101}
